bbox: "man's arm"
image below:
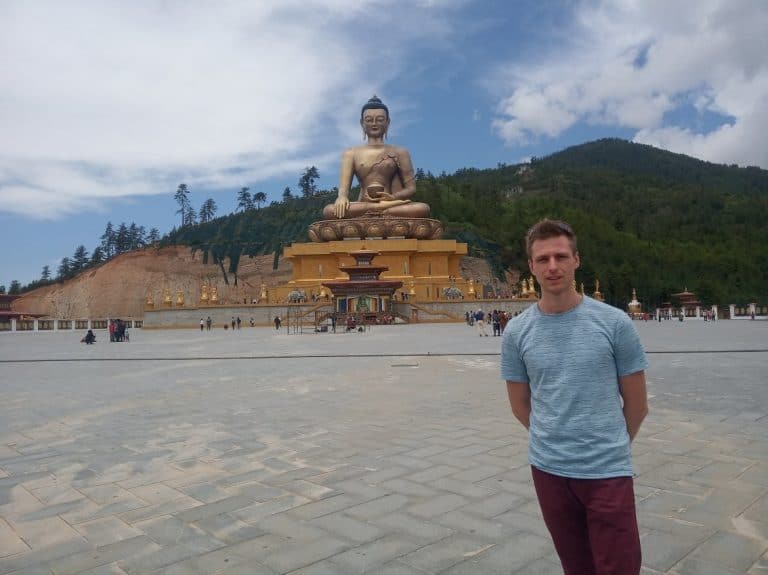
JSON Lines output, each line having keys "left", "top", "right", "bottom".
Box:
{"left": 618, "top": 370, "right": 648, "bottom": 441}
{"left": 506, "top": 381, "right": 531, "bottom": 430}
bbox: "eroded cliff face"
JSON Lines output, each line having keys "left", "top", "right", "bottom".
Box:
{"left": 12, "top": 246, "right": 293, "bottom": 319}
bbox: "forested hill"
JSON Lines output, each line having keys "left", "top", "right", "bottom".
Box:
{"left": 166, "top": 138, "right": 768, "bottom": 308}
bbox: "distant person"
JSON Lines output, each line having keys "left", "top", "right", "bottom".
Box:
{"left": 502, "top": 219, "right": 648, "bottom": 574}
{"left": 82, "top": 329, "right": 96, "bottom": 344}
{"left": 236, "top": 316, "right": 241, "bottom": 330}
{"left": 206, "top": 316, "right": 212, "bottom": 331}
{"left": 200, "top": 317, "right": 204, "bottom": 332}
{"left": 274, "top": 316, "right": 281, "bottom": 330}
{"left": 475, "top": 309, "right": 488, "bottom": 336}
{"left": 231, "top": 317, "right": 236, "bottom": 330}
{"left": 250, "top": 317, "right": 255, "bottom": 327}
{"left": 331, "top": 314, "right": 337, "bottom": 333}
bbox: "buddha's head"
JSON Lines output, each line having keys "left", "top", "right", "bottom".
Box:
{"left": 361, "top": 95, "right": 390, "bottom": 140}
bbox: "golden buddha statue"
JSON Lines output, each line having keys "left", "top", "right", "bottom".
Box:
{"left": 210, "top": 286, "right": 218, "bottom": 303}
{"left": 323, "top": 96, "right": 430, "bottom": 220}
{"left": 176, "top": 290, "right": 185, "bottom": 306}
{"left": 200, "top": 284, "right": 209, "bottom": 303}
{"left": 311, "top": 96, "right": 441, "bottom": 241}
{"left": 163, "top": 288, "right": 172, "bottom": 307}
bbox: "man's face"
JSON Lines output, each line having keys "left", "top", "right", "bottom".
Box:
{"left": 361, "top": 109, "right": 389, "bottom": 138}
{"left": 528, "top": 235, "right": 580, "bottom": 297}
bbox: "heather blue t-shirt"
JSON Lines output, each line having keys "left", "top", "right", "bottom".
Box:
{"left": 501, "top": 296, "right": 648, "bottom": 479}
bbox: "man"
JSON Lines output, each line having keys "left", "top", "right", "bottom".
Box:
{"left": 501, "top": 219, "right": 648, "bottom": 574}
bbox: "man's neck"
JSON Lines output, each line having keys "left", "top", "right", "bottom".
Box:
{"left": 537, "top": 290, "right": 583, "bottom": 315}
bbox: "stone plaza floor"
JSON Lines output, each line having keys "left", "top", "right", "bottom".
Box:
{"left": 0, "top": 320, "right": 767, "bottom": 574}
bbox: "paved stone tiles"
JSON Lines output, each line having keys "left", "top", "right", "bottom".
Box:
{"left": 0, "top": 320, "right": 767, "bottom": 573}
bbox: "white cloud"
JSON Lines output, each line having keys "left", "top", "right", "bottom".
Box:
{"left": 491, "top": 0, "right": 768, "bottom": 167}
{"left": 0, "top": 0, "right": 457, "bottom": 219}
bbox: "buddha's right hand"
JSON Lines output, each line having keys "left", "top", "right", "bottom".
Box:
{"left": 334, "top": 197, "right": 350, "bottom": 219}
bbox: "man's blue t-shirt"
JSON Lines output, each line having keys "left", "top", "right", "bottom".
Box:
{"left": 500, "top": 296, "right": 648, "bottom": 479}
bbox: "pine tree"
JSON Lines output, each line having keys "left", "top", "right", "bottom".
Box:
{"left": 174, "top": 184, "right": 192, "bottom": 226}
{"left": 91, "top": 246, "right": 105, "bottom": 265}
{"left": 72, "top": 245, "right": 89, "bottom": 272}
{"left": 199, "top": 198, "right": 217, "bottom": 223}
{"left": 8, "top": 280, "right": 21, "bottom": 295}
{"left": 147, "top": 228, "right": 161, "bottom": 244}
{"left": 183, "top": 206, "right": 197, "bottom": 227}
{"left": 237, "top": 187, "right": 253, "bottom": 212}
{"left": 282, "top": 187, "right": 293, "bottom": 202}
{"left": 115, "top": 223, "right": 130, "bottom": 254}
{"left": 41, "top": 265, "right": 51, "bottom": 281}
{"left": 298, "top": 166, "right": 319, "bottom": 198}
{"left": 57, "top": 257, "right": 72, "bottom": 280}
{"left": 101, "top": 221, "right": 116, "bottom": 258}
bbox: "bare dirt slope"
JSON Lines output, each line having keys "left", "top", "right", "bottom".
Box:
{"left": 12, "top": 246, "right": 510, "bottom": 319}
{"left": 12, "top": 246, "right": 293, "bottom": 319}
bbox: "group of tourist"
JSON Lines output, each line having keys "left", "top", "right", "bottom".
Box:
{"left": 467, "top": 308, "right": 515, "bottom": 336}
{"left": 109, "top": 319, "right": 128, "bottom": 342}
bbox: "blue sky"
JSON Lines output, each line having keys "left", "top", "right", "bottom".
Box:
{"left": 2, "top": 0, "right": 767, "bottom": 288}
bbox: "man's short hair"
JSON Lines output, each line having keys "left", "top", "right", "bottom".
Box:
{"left": 526, "top": 219, "right": 578, "bottom": 257}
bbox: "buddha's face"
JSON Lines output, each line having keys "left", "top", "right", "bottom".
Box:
{"left": 361, "top": 108, "right": 389, "bottom": 139}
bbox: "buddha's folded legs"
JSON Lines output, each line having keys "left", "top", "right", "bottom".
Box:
{"left": 322, "top": 202, "right": 430, "bottom": 219}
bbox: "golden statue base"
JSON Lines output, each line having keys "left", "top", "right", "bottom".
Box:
{"left": 308, "top": 217, "right": 443, "bottom": 243}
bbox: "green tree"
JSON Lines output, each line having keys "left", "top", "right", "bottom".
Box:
{"left": 100, "top": 221, "right": 116, "bottom": 258}
{"left": 91, "top": 246, "right": 105, "bottom": 265}
{"left": 282, "top": 186, "right": 293, "bottom": 201}
{"left": 72, "top": 245, "right": 89, "bottom": 272}
{"left": 174, "top": 183, "right": 192, "bottom": 226}
{"left": 113, "top": 223, "right": 128, "bottom": 254}
{"left": 128, "top": 223, "right": 145, "bottom": 249}
{"left": 299, "top": 166, "right": 320, "bottom": 198}
{"left": 253, "top": 191, "right": 267, "bottom": 209}
{"left": 199, "top": 198, "right": 217, "bottom": 223}
{"left": 57, "top": 257, "right": 71, "bottom": 280}
{"left": 0, "top": 285, "right": 5, "bottom": 294}
{"left": 41, "top": 265, "right": 51, "bottom": 281}
{"left": 237, "top": 187, "right": 253, "bottom": 212}
{"left": 8, "top": 280, "right": 21, "bottom": 294}
{"left": 146, "top": 227, "right": 161, "bottom": 244}
{"left": 183, "top": 206, "right": 197, "bottom": 227}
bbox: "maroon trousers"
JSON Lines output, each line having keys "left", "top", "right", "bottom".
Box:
{"left": 531, "top": 466, "right": 641, "bottom": 575}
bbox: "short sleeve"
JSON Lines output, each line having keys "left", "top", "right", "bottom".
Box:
{"left": 613, "top": 315, "right": 649, "bottom": 376}
{"left": 501, "top": 327, "right": 529, "bottom": 383}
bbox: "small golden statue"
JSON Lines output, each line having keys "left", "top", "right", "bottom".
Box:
{"left": 593, "top": 279, "right": 604, "bottom": 302}
{"left": 210, "top": 286, "right": 218, "bottom": 304}
{"left": 467, "top": 278, "right": 475, "bottom": 297}
{"left": 200, "top": 284, "right": 209, "bottom": 303}
{"left": 145, "top": 292, "right": 154, "bottom": 308}
{"left": 260, "top": 282, "right": 268, "bottom": 303}
{"left": 528, "top": 277, "right": 536, "bottom": 295}
{"left": 176, "top": 290, "right": 185, "bottom": 306}
{"left": 163, "top": 288, "right": 172, "bottom": 307}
